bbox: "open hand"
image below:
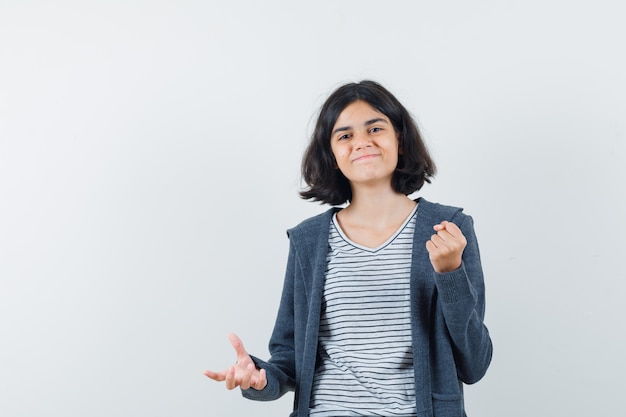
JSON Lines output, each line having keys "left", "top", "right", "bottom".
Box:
{"left": 204, "top": 333, "right": 267, "bottom": 391}
{"left": 426, "top": 221, "right": 467, "bottom": 273}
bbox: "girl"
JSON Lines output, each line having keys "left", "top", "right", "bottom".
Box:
{"left": 205, "top": 80, "right": 492, "bottom": 417}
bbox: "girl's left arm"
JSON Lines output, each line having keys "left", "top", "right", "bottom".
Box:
{"left": 433, "top": 214, "right": 493, "bottom": 384}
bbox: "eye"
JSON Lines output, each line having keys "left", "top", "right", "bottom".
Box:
{"left": 369, "top": 127, "right": 383, "bottom": 133}
{"left": 338, "top": 133, "right": 351, "bottom": 141}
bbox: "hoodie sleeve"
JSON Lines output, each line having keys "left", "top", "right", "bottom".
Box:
{"left": 241, "top": 237, "right": 298, "bottom": 401}
{"left": 433, "top": 214, "right": 493, "bottom": 384}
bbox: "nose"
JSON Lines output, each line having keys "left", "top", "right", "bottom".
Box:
{"left": 353, "top": 130, "right": 372, "bottom": 150}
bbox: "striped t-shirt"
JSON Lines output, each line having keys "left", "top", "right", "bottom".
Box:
{"left": 309, "top": 205, "right": 418, "bottom": 416}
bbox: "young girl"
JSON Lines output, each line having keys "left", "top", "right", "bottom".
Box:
{"left": 205, "top": 80, "right": 492, "bottom": 417}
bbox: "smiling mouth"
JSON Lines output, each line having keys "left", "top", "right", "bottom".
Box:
{"left": 352, "top": 154, "right": 380, "bottom": 162}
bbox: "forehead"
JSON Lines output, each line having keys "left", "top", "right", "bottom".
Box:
{"left": 333, "top": 100, "right": 388, "bottom": 127}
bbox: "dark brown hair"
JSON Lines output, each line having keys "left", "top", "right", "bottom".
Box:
{"left": 300, "top": 80, "right": 436, "bottom": 205}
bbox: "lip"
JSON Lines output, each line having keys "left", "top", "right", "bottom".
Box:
{"left": 352, "top": 153, "right": 380, "bottom": 162}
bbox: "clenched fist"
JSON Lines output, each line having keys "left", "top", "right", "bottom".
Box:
{"left": 426, "top": 221, "right": 467, "bottom": 273}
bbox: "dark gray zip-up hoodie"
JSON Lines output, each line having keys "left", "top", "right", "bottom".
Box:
{"left": 243, "top": 198, "right": 492, "bottom": 417}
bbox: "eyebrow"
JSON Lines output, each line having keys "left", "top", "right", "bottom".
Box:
{"left": 332, "top": 117, "right": 389, "bottom": 136}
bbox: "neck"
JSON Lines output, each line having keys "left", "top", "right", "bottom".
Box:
{"left": 343, "top": 186, "right": 416, "bottom": 224}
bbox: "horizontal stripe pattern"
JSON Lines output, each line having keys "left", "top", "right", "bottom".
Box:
{"left": 310, "top": 205, "right": 418, "bottom": 417}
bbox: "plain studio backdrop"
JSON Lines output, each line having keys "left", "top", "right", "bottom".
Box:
{"left": 1, "top": 1, "right": 625, "bottom": 416}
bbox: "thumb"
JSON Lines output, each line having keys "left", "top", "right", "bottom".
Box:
{"left": 227, "top": 332, "right": 249, "bottom": 359}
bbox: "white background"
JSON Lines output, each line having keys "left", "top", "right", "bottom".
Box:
{"left": 1, "top": 1, "right": 625, "bottom": 416}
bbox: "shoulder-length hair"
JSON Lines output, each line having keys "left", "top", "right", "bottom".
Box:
{"left": 300, "top": 80, "right": 436, "bottom": 205}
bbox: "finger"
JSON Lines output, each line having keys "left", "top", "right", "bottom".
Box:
{"left": 425, "top": 239, "right": 435, "bottom": 253}
{"left": 225, "top": 366, "right": 237, "bottom": 390}
{"left": 252, "top": 368, "right": 267, "bottom": 390}
{"left": 436, "top": 228, "right": 466, "bottom": 251}
{"left": 259, "top": 368, "right": 267, "bottom": 388}
{"left": 432, "top": 223, "right": 454, "bottom": 244}
{"left": 428, "top": 235, "right": 460, "bottom": 260}
{"left": 433, "top": 221, "right": 446, "bottom": 231}
{"left": 439, "top": 221, "right": 463, "bottom": 238}
{"left": 434, "top": 221, "right": 455, "bottom": 238}
{"left": 435, "top": 226, "right": 465, "bottom": 248}
{"left": 227, "top": 333, "right": 249, "bottom": 360}
{"left": 203, "top": 370, "right": 226, "bottom": 382}
{"left": 433, "top": 221, "right": 461, "bottom": 235}
{"left": 240, "top": 363, "right": 254, "bottom": 390}
{"left": 429, "top": 233, "right": 450, "bottom": 249}
{"left": 436, "top": 230, "right": 455, "bottom": 246}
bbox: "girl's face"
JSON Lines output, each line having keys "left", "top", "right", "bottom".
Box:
{"left": 330, "top": 100, "right": 400, "bottom": 190}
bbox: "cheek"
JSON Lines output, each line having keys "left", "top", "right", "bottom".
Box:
{"left": 330, "top": 145, "right": 345, "bottom": 160}
{"left": 335, "top": 150, "right": 352, "bottom": 168}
